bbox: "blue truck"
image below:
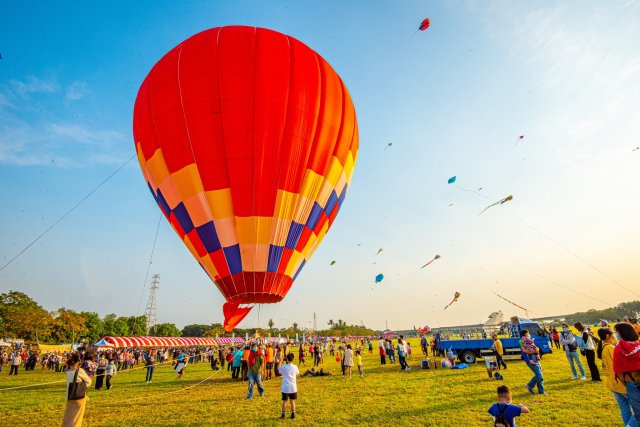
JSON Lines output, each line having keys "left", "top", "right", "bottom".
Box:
{"left": 435, "top": 317, "right": 552, "bottom": 364}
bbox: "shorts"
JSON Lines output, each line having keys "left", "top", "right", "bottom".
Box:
{"left": 266, "top": 362, "right": 273, "bottom": 369}
{"left": 281, "top": 392, "right": 297, "bottom": 401}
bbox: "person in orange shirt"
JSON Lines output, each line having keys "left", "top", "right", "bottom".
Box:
{"left": 241, "top": 345, "right": 251, "bottom": 381}
{"left": 630, "top": 318, "right": 640, "bottom": 335}
{"left": 265, "top": 343, "right": 275, "bottom": 380}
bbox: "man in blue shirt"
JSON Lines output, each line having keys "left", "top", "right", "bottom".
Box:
{"left": 488, "top": 385, "right": 529, "bottom": 426}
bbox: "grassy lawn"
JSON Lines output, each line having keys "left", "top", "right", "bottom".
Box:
{"left": 0, "top": 338, "right": 617, "bottom": 426}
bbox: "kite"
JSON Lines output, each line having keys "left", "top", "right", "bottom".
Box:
{"left": 375, "top": 274, "right": 384, "bottom": 284}
{"left": 419, "top": 18, "right": 431, "bottom": 31}
{"left": 421, "top": 254, "right": 441, "bottom": 269}
{"left": 330, "top": 260, "right": 336, "bottom": 266}
{"left": 444, "top": 291, "right": 461, "bottom": 310}
{"left": 416, "top": 325, "right": 431, "bottom": 335}
{"left": 515, "top": 135, "right": 525, "bottom": 146}
{"left": 448, "top": 176, "right": 456, "bottom": 184}
{"left": 384, "top": 143, "right": 393, "bottom": 150}
{"left": 376, "top": 248, "right": 383, "bottom": 255}
{"left": 633, "top": 147, "right": 639, "bottom": 152}
{"left": 133, "top": 26, "right": 359, "bottom": 332}
{"left": 493, "top": 292, "right": 528, "bottom": 312}
{"left": 479, "top": 195, "right": 513, "bottom": 215}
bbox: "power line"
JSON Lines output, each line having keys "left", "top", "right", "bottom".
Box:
{"left": 0, "top": 154, "right": 135, "bottom": 273}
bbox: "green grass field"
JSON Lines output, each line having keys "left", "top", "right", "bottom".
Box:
{"left": 0, "top": 339, "right": 618, "bottom": 426}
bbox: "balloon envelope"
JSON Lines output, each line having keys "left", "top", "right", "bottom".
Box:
{"left": 133, "top": 26, "right": 359, "bottom": 331}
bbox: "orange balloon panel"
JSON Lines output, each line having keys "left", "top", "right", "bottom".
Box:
{"left": 133, "top": 26, "right": 358, "bottom": 331}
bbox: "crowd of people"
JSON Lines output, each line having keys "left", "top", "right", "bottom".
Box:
{"left": 4, "top": 317, "right": 640, "bottom": 425}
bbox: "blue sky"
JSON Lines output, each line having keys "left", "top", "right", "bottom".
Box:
{"left": 1, "top": 1, "right": 639, "bottom": 332}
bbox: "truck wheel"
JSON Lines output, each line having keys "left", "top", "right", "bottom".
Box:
{"left": 459, "top": 351, "right": 476, "bottom": 364}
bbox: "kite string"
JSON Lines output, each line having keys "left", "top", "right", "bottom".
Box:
{"left": 132, "top": 213, "right": 163, "bottom": 334}
{"left": 0, "top": 154, "right": 135, "bottom": 274}
{"left": 517, "top": 263, "right": 612, "bottom": 306}
{"left": 504, "top": 208, "right": 639, "bottom": 298}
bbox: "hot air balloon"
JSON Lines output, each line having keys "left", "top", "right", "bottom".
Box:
{"left": 133, "top": 26, "right": 359, "bottom": 331}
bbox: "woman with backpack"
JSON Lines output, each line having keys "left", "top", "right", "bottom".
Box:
{"left": 559, "top": 325, "right": 587, "bottom": 380}
{"left": 613, "top": 323, "right": 640, "bottom": 425}
{"left": 575, "top": 322, "right": 601, "bottom": 382}
{"left": 597, "top": 327, "right": 636, "bottom": 427}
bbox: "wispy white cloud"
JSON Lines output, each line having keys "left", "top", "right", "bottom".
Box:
{"left": 65, "top": 81, "right": 88, "bottom": 101}
{"left": 0, "top": 75, "right": 129, "bottom": 167}
{"left": 9, "top": 76, "right": 59, "bottom": 96}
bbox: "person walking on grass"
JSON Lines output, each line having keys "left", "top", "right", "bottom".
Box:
{"left": 105, "top": 359, "right": 116, "bottom": 390}
{"left": 491, "top": 334, "right": 507, "bottom": 370}
{"left": 488, "top": 385, "right": 529, "bottom": 427}
{"left": 232, "top": 347, "right": 243, "bottom": 380}
{"left": 279, "top": 353, "right": 299, "bottom": 420}
{"left": 520, "top": 330, "right": 546, "bottom": 396}
{"left": 247, "top": 344, "right": 265, "bottom": 399}
{"left": 613, "top": 322, "right": 640, "bottom": 425}
{"left": 574, "top": 322, "right": 601, "bottom": 382}
{"left": 343, "top": 344, "right": 354, "bottom": 378}
{"left": 597, "top": 327, "right": 637, "bottom": 427}
{"left": 397, "top": 337, "right": 410, "bottom": 371}
{"left": 356, "top": 349, "right": 364, "bottom": 377}
{"left": 62, "top": 354, "right": 91, "bottom": 427}
{"left": 265, "top": 343, "right": 274, "bottom": 380}
{"left": 559, "top": 324, "right": 587, "bottom": 380}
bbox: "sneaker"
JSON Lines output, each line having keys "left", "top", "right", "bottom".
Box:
{"left": 525, "top": 385, "right": 535, "bottom": 395}
{"left": 571, "top": 376, "right": 579, "bottom": 380}
{"left": 580, "top": 376, "right": 587, "bottom": 380}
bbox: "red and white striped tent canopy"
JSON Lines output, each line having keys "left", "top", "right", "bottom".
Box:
{"left": 102, "top": 336, "right": 218, "bottom": 348}
{"left": 216, "top": 337, "right": 246, "bottom": 345}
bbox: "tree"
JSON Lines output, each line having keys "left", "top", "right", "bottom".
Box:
{"left": 292, "top": 322, "right": 299, "bottom": 334}
{"left": 0, "top": 291, "right": 53, "bottom": 341}
{"left": 150, "top": 323, "right": 181, "bottom": 337}
{"left": 327, "top": 319, "right": 334, "bottom": 328}
{"left": 50, "top": 308, "right": 87, "bottom": 343}
{"left": 80, "top": 312, "right": 104, "bottom": 342}
{"left": 126, "top": 316, "right": 147, "bottom": 336}
{"left": 267, "top": 319, "right": 275, "bottom": 335}
{"left": 204, "top": 323, "right": 225, "bottom": 337}
{"left": 181, "top": 324, "right": 209, "bottom": 337}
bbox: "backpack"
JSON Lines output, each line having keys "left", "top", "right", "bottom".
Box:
{"left": 494, "top": 404, "right": 511, "bottom": 427}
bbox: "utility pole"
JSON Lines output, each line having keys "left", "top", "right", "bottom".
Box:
{"left": 145, "top": 274, "right": 159, "bottom": 335}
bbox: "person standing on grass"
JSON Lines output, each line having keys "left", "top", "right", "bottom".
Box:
{"left": 62, "top": 353, "right": 91, "bottom": 427}
{"left": 597, "top": 327, "right": 637, "bottom": 427}
{"left": 145, "top": 349, "right": 156, "bottom": 383}
{"left": 488, "top": 385, "right": 529, "bottom": 427}
{"left": 105, "top": 358, "right": 116, "bottom": 390}
{"left": 379, "top": 341, "right": 386, "bottom": 365}
{"left": 574, "top": 322, "right": 601, "bottom": 382}
{"left": 232, "top": 347, "right": 243, "bottom": 380}
{"left": 421, "top": 335, "right": 428, "bottom": 356}
{"left": 94, "top": 356, "right": 107, "bottom": 390}
{"left": 265, "top": 343, "right": 274, "bottom": 380}
{"left": 397, "top": 337, "right": 410, "bottom": 371}
{"left": 241, "top": 345, "right": 251, "bottom": 381}
{"left": 520, "top": 332, "right": 545, "bottom": 395}
{"left": 247, "top": 343, "right": 265, "bottom": 399}
{"left": 314, "top": 342, "right": 321, "bottom": 367}
{"left": 298, "top": 344, "right": 306, "bottom": 367}
{"left": 343, "top": 344, "right": 354, "bottom": 378}
{"left": 551, "top": 328, "right": 561, "bottom": 350}
{"left": 274, "top": 344, "right": 282, "bottom": 377}
{"left": 386, "top": 340, "right": 396, "bottom": 364}
{"left": 559, "top": 324, "right": 587, "bottom": 380}
{"left": 613, "top": 322, "right": 640, "bottom": 424}
{"left": 491, "top": 334, "right": 507, "bottom": 370}
{"left": 356, "top": 349, "right": 364, "bottom": 377}
{"left": 9, "top": 351, "right": 21, "bottom": 375}
{"left": 279, "top": 353, "right": 299, "bottom": 419}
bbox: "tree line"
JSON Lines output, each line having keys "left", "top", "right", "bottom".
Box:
{"left": 0, "top": 291, "right": 378, "bottom": 345}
